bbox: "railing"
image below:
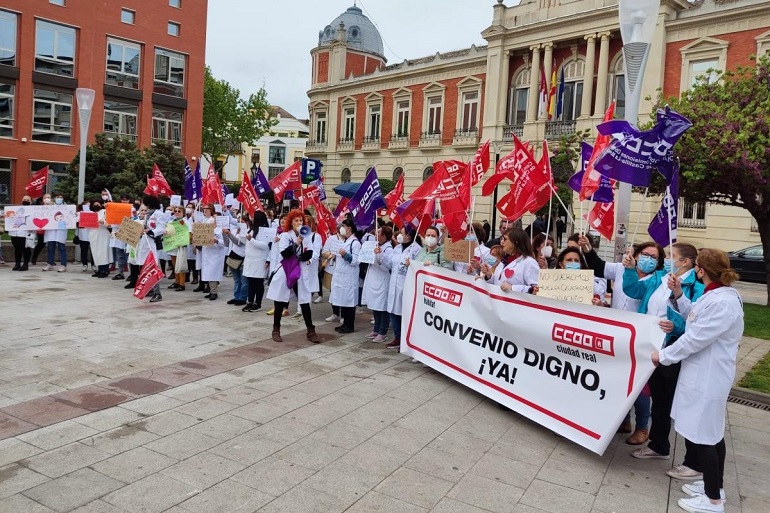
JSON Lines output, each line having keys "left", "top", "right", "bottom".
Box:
{"left": 389, "top": 133, "right": 409, "bottom": 150}
{"left": 337, "top": 138, "right": 355, "bottom": 152}
{"left": 452, "top": 128, "right": 479, "bottom": 147}
{"left": 362, "top": 136, "right": 380, "bottom": 151}
{"left": 503, "top": 124, "right": 524, "bottom": 138}
{"left": 545, "top": 120, "right": 576, "bottom": 139}
{"left": 419, "top": 131, "right": 442, "bottom": 148}
{"left": 679, "top": 218, "right": 707, "bottom": 229}
{"left": 306, "top": 139, "right": 327, "bottom": 152}
{"left": 103, "top": 132, "right": 138, "bottom": 143}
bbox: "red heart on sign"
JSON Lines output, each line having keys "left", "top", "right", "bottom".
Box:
{"left": 33, "top": 218, "right": 49, "bottom": 229}
{"left": 504, "top": 268, "right": 514, "bottom": 279}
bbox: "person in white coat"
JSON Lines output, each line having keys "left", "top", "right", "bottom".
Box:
{"left": 138, "top": 195, "right": 168, "bottom": 302}
{"left": 266, "top": 209, "right": 321, "bottom": 343}
{"left": 652, "top": 249, "right": 743, "bottom": 513}
{"left": 329, "top": 218, "right": 361, "bottom": 334}
{"left": 385, "top": 225, "right": 422, "bottom": 349}
{"left": 292, "top": 216, "right": 323, "bottom": 317}
{"left": 241, "top": 211, "right": 271, "bottom": 312}
{"left": 42, "top": 192, "right": 69, "bottom": 272}
{"left": 89, "top": 200, "right": 112, "bottom": 278}
{"left": 363, "top": 225, "right": 393, "bottom": 342}
{"left": 198, "top": 204, "right": 226, "bottom": 301}
{"left": 481, "top": 227, "right": 539, "bottom": 295}
{"left": 10, "top": 195, "right": 33, "bottom": 271}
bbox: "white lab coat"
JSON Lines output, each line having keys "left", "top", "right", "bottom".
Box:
{"left": 452, "top": 244, "right": 491, "bottom": 275}
{"left": 659, "top": 286, "right": 743, "bottom": 445}
{"left": 89, "top": 209, "right": 112, "bottom": 266}
{"left": 267, "top": 230, "right": 313, "bottom": 304}
{"left": 136, "top": 209, "right": 167, "bottom": 264}
{"left": 329, "top": 236, "right": 361, "bottom": 307}
{"left": 489, "top": 255, "right": 540, "bottom": 293}
{"left": 199, "top": 217, "right": 225, "bottom": 282}
{"left": 242, "top": 231, "right": 270, "bottom": 279}
{"left": 362, "top": 242, "right": 393, "bottom": 312}
{"left": 387, "top": 242, "right": 422, "bottom": 315}
{"left": 305, "top": 232, "right": 322, "bottom": 294}
{"left": 44, "top": 228, "right": 67, "bottom": 244}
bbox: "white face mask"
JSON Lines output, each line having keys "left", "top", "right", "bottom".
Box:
{"left": 541, "top": 246, "right": 553, "bottom": 258}
{"left": 43, "top": 198, "right": 52, "bottom": 205}
{"left": 396, "top": 234, "right": 405, "bottom": 244}
{"left": 338, "top": 227, "right": 348, "bottom": 237}
{"left": 101, "top": 195, "right": 109, "bottom": 201}
{"left": 424, "top": 236, "right": 438, "bottom": 247}
{"left": 185, "top": 208, "right": 193, "bottom": 214}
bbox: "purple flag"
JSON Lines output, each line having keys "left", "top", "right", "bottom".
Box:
{"left": 310, "top": 178, "right": 327, "bottom": 202}
{"left": 184, "top": 160, "right": 202, "bottom": 201}
{"left": 568, "top": 142, "right": 615, "bottom": 203}
{"left": 251, "top": 165, "right": 270, "bottom": 196}
{"left": 593, "top": 107, "right": 692, "bottom": 187}
{"left": 648, "top": 160, "right": 679, "bottom": 246}
{"left": 348, "top": 167, "right": 386, "bottom": 231}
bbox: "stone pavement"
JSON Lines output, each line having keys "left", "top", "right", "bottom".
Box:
{"left": 1, "top": 267, "right": 769, "bottom": 513}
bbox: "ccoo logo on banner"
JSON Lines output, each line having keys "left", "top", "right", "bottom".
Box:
{"left": 402, "top": 264, "right": 664, "bottom": 455}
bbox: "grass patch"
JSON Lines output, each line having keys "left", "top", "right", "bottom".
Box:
{"left": 738, "top": 351, "right": 770, "bottom": 394}
{"left": 744, "top": 303, "right": 770, "bottom": 340}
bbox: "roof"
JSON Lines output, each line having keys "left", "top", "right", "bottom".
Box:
{"left": 318, "top": 5, "right": 385, "bottom": 60}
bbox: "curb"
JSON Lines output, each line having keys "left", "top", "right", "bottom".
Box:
{"left": 729, "top": 385, "right": 770, "bottom": 407}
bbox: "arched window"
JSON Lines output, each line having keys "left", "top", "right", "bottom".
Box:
{"left": 423, "top": 166, "right": 433, "bottom": 180}
{"left": 609, "top": 55, "right": 625, "bottom": 118}
{"left": 341, "top": 168, "right": 351, "bottom": 183}
{"left": 560, "top": 59, "right": 585, "bottom": 121}
{"left": 392, "top": 166, "right": 404, "bottom": 182}
{"left": 507, "top": 67, "right": 530, "bottom": 125}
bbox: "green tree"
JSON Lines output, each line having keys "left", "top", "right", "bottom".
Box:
{"left": 378, "top": 178, "right": 396, "bottom": 196}
{"left": 548, "top": 129, "right": 591, "bottom": 224}
{"left": 202, "top": 66, "right": 275, "bottom": 167}
{"left": 657, "top": 55, "right": 770, "bottom": 302}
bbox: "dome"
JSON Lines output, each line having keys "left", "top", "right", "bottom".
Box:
{"left": 318, "top": 5, "right": 385, "bottom": 60}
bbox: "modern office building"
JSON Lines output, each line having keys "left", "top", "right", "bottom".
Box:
{"left": 0, "top": 0, "right": 208, "bottom": 203}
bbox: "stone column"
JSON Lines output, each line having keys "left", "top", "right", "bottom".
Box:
{"left": 580, "top": 34, "right": 596, "bottom": 119}
{"left": 499, "top": 49, "right": 511, "bottom": 127}
{"left": 540, "top": 43, "right": 553, "bottom": 120}
{"left": 526, "top": 45, "right": 541, "bottom": 123}
{"left": 593, "top": 32, "right": 611, "bottom": 117}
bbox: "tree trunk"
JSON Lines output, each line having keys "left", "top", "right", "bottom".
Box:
{"left": 756, "top": 217, "right": 770, "bottom": 306}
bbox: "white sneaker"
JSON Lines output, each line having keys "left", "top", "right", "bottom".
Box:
{"left": 372, "top": 334, "right": 387, "bottom": 343}
{"left": 340, "top": 318, "right": 344, "bottom": 324}
{"left": 370, "top": 319, "right": 375, "bottom": 325}
{"left": 678, "top": 494, "right": 724, "bottom": 513}
{"left": 57, "top": 265, "right": 66, "bottom": 272}
{"left": 42, "top": 264, "right": 54, "bottom": 271}
{"left": 682, "top": 481, "right": 726, "bottom": 502}
{"left": 82, "top": 264, "right": 88, "bottom": 272}
{"left": 364, "top": 332, "right": 377, "bottom": 339}
{"left": 667, "top": 464, "right": 703, "bottom": 480}
{"left": 291, "top": 311, "right": 302, "bottom": 319}
{"left": 313, "top": 296, "right": 325, "bottom": 304}
{"left": 325, "top": 314, "right": 339, "bottom": 322}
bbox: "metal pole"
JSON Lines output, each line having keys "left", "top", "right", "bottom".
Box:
{"left": 76, "top": 108, "right": 91, "bottom": 205}
{"left": 491, "top": 152, "right": 500, "bottom": 238}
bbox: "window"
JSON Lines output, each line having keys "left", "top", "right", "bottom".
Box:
{"left": 610, "top": 56, "right": 626, "bottom": 119}
{"left": 32, "top": 89, "right": 72, "bottom": 144}
{"left": 0, "top": 83, "right": 14, "bottom": 137}
{"left": 104, "top": 100, "right": 138, "bottom": 141}
{"left": 314, "top": 111, "right": 326, "bottom": 143}
{"left": 679, "top": 199, "right": 707, "bottom": 229}
{"left": 423, "top": 166, "right": 434, "bottom": 180}
{"left": 31, "top": 161, "right": 67, "bottom": 195}
{"left": 167, "top": 22, "right": 180, "bottom": 37}
{"left": 0, "top": 11, "right": 17, "bottom": 67}
{"left": 392, "top": 166, "right": 403, "bottom": 182}
{"left": 121, "top": 9, "right": 135, "bottom": 24}
{"left": 154, "top": 48, "right": 185, "bottom": 97}
{"left": 367, "top": 103, "right": 381, "bottom": 140}
{"left": 268, "top": 144, "right": 286, "bottom": 164}
{"left": 427, "top": 96, "right": 442, "bottom": 134}
{"left": 507, "top": 68, "right": 529, "bottom": 125}
{"left": 49, "top": 0, "right": 65, "bottom": 5}
{"left": 169, "top": 0, "right": 181, "bottom": 7}
{"left": 266, "top": 167, "right": 282, "bottom": 180}
{"left": 688, "top": 59, "right": 719, "bottom": 87}
{"left": 342, "top": 106, "right": 355, "bottom": 141}
{"left": 341, "top": 168, "right": 351, "bottom": 184}
{"left": 0, "top": 159, "right": 11, "bottom": 205}
{"left": 35, "top": 20, "right": 76, "bottom": 77}
{"left": 460, "top": 90, "right": 479, "bottom": 132}
{"left": 152, "top": 108, "right": 182, "bottom": 148}
{"left": 106, "top": 38, "right": 141, "bottom": 90}
{"left": 395, "top": 100, "right": 409, "bottom": 137}
{"left": 560, "top": 60, "right": 585, "bottom": 121}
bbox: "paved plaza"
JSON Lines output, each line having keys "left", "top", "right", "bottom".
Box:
{"left": 0, "top": 266, "right": 769, "bottom": 513}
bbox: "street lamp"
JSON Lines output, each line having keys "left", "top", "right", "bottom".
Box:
{"left": 75, "top": 88, "right": 96, "bottom": 204}
{"left": 614, "top": 0, "right": 658, "bottom": 263}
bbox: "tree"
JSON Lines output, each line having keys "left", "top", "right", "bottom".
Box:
{"left": 549, "top": 129, "right": 591, "bottom": 227}
{"left": 378, "top": 178, "right": 396, "bottom": 197}
{"left": 657, "top": 55, "right": 770, "bottom": 303}
{"left": 202, "top": 66, "right": 275, "bottom": 167}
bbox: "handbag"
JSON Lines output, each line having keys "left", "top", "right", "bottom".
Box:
{"left": 225, "top": 251, "right": 244, "bottom": 270}
{"left": 174, "top": 248, "right": 188, "bottom": 273}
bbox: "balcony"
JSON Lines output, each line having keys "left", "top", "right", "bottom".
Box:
{"left": 306, "top": 138, "right": 327, "bottom": 154}
{"left": 388, "top": 133, "right": 409, "bottom": 151}
{"left": 452, "top": 129, "right": 479, "bottom": 148}
{"left": 337, "top": 137, "right": 355, "bottom": 153}
{"left": 545, "top": 120, "right": 577, "bottom": 139}
{"left": 361, "top": 136, "right": 381, "bottom": 152}
{"left": 418, "top": 131, "right": 442, "bottom": 149}
{"left": 503, "top": 124, "right": 524, "bottom": 139}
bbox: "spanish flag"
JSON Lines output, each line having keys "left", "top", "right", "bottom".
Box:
{"left": 547, "top": 70, "right": 557, "bottom": 120}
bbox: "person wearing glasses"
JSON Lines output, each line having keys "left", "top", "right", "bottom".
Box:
{"left": 480, "top": 228, "right": 539, "bottom": 294}
{"left": 484, "top": 217, "right": 514, "bottom": 249}
{"left": 197, "top": 204, "right": 226, "bottom": 301}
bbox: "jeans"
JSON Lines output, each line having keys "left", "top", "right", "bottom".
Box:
{"left": 247, "top": 277, "right": 265, "bottom": 307}
{"left": 373, "top": 310, "right": 389, "bottom": 336}
{"left": 389, "top": 313, "right": 402, "bottom": 341}
{"left": 113, "top": 247, "right": 127, "bottom": 270}
{"left": 624, "top": 391, "right": 651, "bottom": 430}
{"left": 47, "top": 241, "right": 66, "bottom": 266}
{"left": 231, "top": 267, "right": 248, "bottom": 301}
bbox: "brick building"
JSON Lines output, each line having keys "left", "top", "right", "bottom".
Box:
{"left": 0, "top": 0, "right": 208, "bottom": 203}
{"left": 307, "top": 0, "right": 770, "bottom": 252}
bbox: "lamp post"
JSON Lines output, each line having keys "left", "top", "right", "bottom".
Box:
{"left": 614, "top": 0, "right": 658, "bottom": 263}
{"left": 75, "top": 88, "right": 96, "bottom": 204}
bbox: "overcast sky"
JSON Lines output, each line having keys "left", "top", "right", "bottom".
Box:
{"left": 205, "top": 0, "right": 511, "bottom": 118}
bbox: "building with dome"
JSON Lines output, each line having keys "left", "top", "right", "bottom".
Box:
{"left": 306, "top": 0, "right": 770, "bottom": 253}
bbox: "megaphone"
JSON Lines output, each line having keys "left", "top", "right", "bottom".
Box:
{"left": 299, "top": 225, "right": 311, "bottom": 237}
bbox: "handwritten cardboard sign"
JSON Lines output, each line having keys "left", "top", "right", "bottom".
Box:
{"left": 358, "top": 240, "right": 377, "bottom": 264}
{"left": 3, "top": 204, "right": 77, "bottom": 231}
{"left": 191, "top": 222, "right": 215, "bottom": 246}
{"left": 114, "top": 217, "right": 143, "bottom": 247}
{"left": 105, "top": 202, "right": 133, "bottom": 225}
{"left": 537, "top": 269, "right": 595, "bottom": 305}
{"left": 444, "top": 239, "right": 477, "bottom": 262}
{"left": 162, "top": 219, "right": 190, "bottom": 252}
{"left": 78, "top": 211, "right": 98, "bottom": 228}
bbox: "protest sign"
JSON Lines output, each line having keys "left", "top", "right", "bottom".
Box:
{"left": 358, "top": 240, "right": 377, "bottom": 264}
{"left": 191, "top": 222, "right": 215, "bottom": 246}
{"left": 325, "top": 236, "right": 343, "bottom": 255}
{"left": 254, "top": 226, "right": 277, "bottom": 244}
{"left": 193, "top": 211, "right": 204, "bottom": 223}
{"left": 444, "top": 239, "right": 477, "bottom": 262}
{"left": 105, "top": 202, "right": 132, "bottom": 225}
{"left": 3, "top": 204, "right": 77, "bottom": 231}
{"left": 402, "top": 264, "right": 664, "bottom": 455}
{"left": 537, "top": 269, "right": 595, "bottom": 305}
{"left": 170, "top": 195, "right": 182, "bottom": 207}
{"left": 114, "top": 217, "right": 143, "bottom": 247}
{"left": 215, "top": 216, "right": 230, "bottom": 229}
{"left": 78, "top": 212, "right": 98, "bottom": 228}
{"left": 162, "top": 219, "right": 190, "bottom": 252}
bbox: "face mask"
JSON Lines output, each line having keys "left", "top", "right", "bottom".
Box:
{"left": 424, "top": 236, "right": 438, "bottom": 247}
{"left": 541, "top": 246, "right": 553, "bottom": 258}
{"left": 186, "top": 208, "right": 193, "bottom": 214}
{"left": 484, "top": 255, "right": 498, "bottom": 267}
{"left": 338, "top": 227, "right": 348, "bottom": 237}
{"left": 396, "top": 234, "right": 405, "bottom": 244}
{"left": 43, "top": 198, "right": 51, "bottom": 205}
{"left": 92, "top": 205, "right": 102, "bottom": 211}
{"left": 54, "top": 198, "right": 63, "bottom": 205}
{"left": 637, "top": 255, "right": 657, "bottom": 274}
{"left": 22, "top": 200, "right": 31, "bottom": 206}
{"left": 564, "top": 262, "right": 582, "bottom": 271}
{"left": 101, "top": 195, "right": 109, "bottom": 201}
{"left": 663, "top": 258, "right": 673, "bottom": 273}
{"left": 465, "top": 234, "right": 477, "bottom": 242}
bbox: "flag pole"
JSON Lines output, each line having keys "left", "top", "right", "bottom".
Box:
{"left": 629, "top": 187, "right": 649, "bottom": 248}
{"left": 545, "top": 193, "right": 553, "bottom": 243}
{"left": 579, "top": 200, "right": 584, "bottom": 235}
{"left": 547, "top": 183, "right": 575, "bottom": 225}
{"left": 666, "top": 184, "right": 674, "bottom": 263}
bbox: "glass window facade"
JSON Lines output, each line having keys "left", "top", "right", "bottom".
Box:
{"left": 154, "top": 48, "right": 185, "bottom": 97}
{"left": 106, "top": 38, "right": 141, "bottom": 90}
{"left": 32, "top": 89, "right": 72, "bottom": 144}
{"left": 35, "top": 20, "right": 76, "bottom": 77}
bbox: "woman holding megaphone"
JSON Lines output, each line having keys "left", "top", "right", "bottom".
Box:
{"left": 266, "top": 209, "right": 320, "bottom": 343}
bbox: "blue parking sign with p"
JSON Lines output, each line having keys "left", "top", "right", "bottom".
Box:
{"left": 301, "top": 158, "right": 322, "bottom": 184}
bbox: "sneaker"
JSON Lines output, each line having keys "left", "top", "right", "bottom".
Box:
{"left": 364, "top": 332, "right": 377, "bottom": 339}
{"left": 42, "top": 264, "right": 54, "bottom": 271}
{"left": 667, "top": 465, "right": 703, "bottom": 480}
{"left": 410, "top": 358, "right": 420, "bottom": 364}
{"left": 677, "top": 494, "right": 724, "bottom": 513}
{"left": 631, "top": 447, "right": 670, "bottom": 460}
{"left": 313, "top": 296, "right": 325, "bottom": 304}
{"left": 57, "top": 265, "right": 66, "bottom": 272}
{"left": 291, "top": 311, "right": 302, "bottom": 319}
{"left": 372, "top": 334, "right": 387, "bottom": 343}
{"left": 682, "top": 481, "right": 726, "bottom": 502}
{"left": 370, "top": 319, "right": 375, "bottom": 325}
{"left": 386, "top": 339, "right": 400, "bottom": 349}
{"left": 325, "top": 314, "right": 339, "bottom": 322}
{"left": 82, "top": 264, "right": 88, "bottom": 272}
{"left": 266, "top": 308, "right": 274, "bottom": 315}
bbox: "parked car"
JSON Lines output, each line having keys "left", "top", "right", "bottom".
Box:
{"left": 728, "top": 245, "right": 766, "bottom": 283}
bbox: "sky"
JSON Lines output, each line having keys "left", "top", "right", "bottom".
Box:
{"left": 205, "top": 0, "right": 509, "bottom": 119}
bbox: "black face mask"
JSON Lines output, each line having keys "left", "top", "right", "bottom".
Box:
{"left": 134, "top": 203, "right": 141, "bottom": 210}
{"left": 92, "top": 205, "right": 102, "bottom": 211}
{"left": 22, "top": 200, "right": 31, "bottom": 206}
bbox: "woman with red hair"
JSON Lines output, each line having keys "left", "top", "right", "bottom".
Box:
{"left": 266, "top": 209, "right": 320, "bottom": 343}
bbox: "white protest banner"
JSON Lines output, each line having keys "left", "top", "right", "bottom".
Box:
{"left": 3, "top": 204, "right": 77, "bottom": 231}
{"left": 170, "top": 195, "right": 182, "bottom": 207}
{"left": 215, "top": 216, "right": 230, "bottom": 229}
{"left": 401, "top": 264, "right": 664, "bottom": 455}
{"left": 254, "top": 226, "right": 277, "bottom": 244}
{"left": 358, "top": 240, "right": 377, "bottom": 264}
{"left": 325, "top": 236, "right": 343, "bottom": 255}
{"left": 193, "top": 211, "right": 204, "bottom": 223}
{"left": 538, "top": 269, "right": 595, "bottom": 305}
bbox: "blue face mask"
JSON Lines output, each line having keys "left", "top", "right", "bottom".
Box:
{"left": 663, "top": 258, "right": 673, "bottom": 273}
{"left": 637, "top": 255, "right": 657, "bottom": 274}
{"left": 564, "top": 262, "right": 582, "bottom": 271}
{"left": 484, "top": 255, "right": 498, "bottom": 267}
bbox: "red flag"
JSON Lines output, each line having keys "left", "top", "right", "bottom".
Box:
{"left": 481, "top": 135, "right": 535, "bottom": 196}
{"left": 493, "top": 137, "right": 541, "bottom": 221}
{"left": 409, "top": 162, "right": 461, "bottom": 203}
{"left": 527, "top": 140, "right": 555, "bottom": 213}
{"left": 315, "top": 200, "right": 337, "bottom": 244}
{"left": 269, "top": 161, "right": 301, "bottom": 203}
{"left": 385, "top": 174, "right": 405, "bottom": 221}
{"left": 144, "top": 177, "right": 164, "bottom": 196}
{"left": 202, "top": 164, "right": 224, "bottom": 206}
{"left": 333, "top": 197, "right": 350, "bottom": 221}
{"left": 580, "top": 101, "right": 615, "bottom": 200}
{"left": 237, "top": 169, "right": 263, "bottom": 215}
{"left": 587, "top": 200, "right": 614, "bottom": 240}
{"left": 432, "top": 161, "right": 471, "bottom": 240}
{"left": 133, "top": 253, "right": 164, "bottom": 300}
{"left": 151, "top": 163, "right": 174, "bottom": 195}
{"left": 300, "top": 186, "right": 321, "bottom": 210}
{"left": 26, "top": 167, "right": 48, "bottom": 199}
{"left": 470, "top": 140, "right": 491, "bottom": 186}
{"left": 415, "top": 198, "right": 436, "bottom": 236}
